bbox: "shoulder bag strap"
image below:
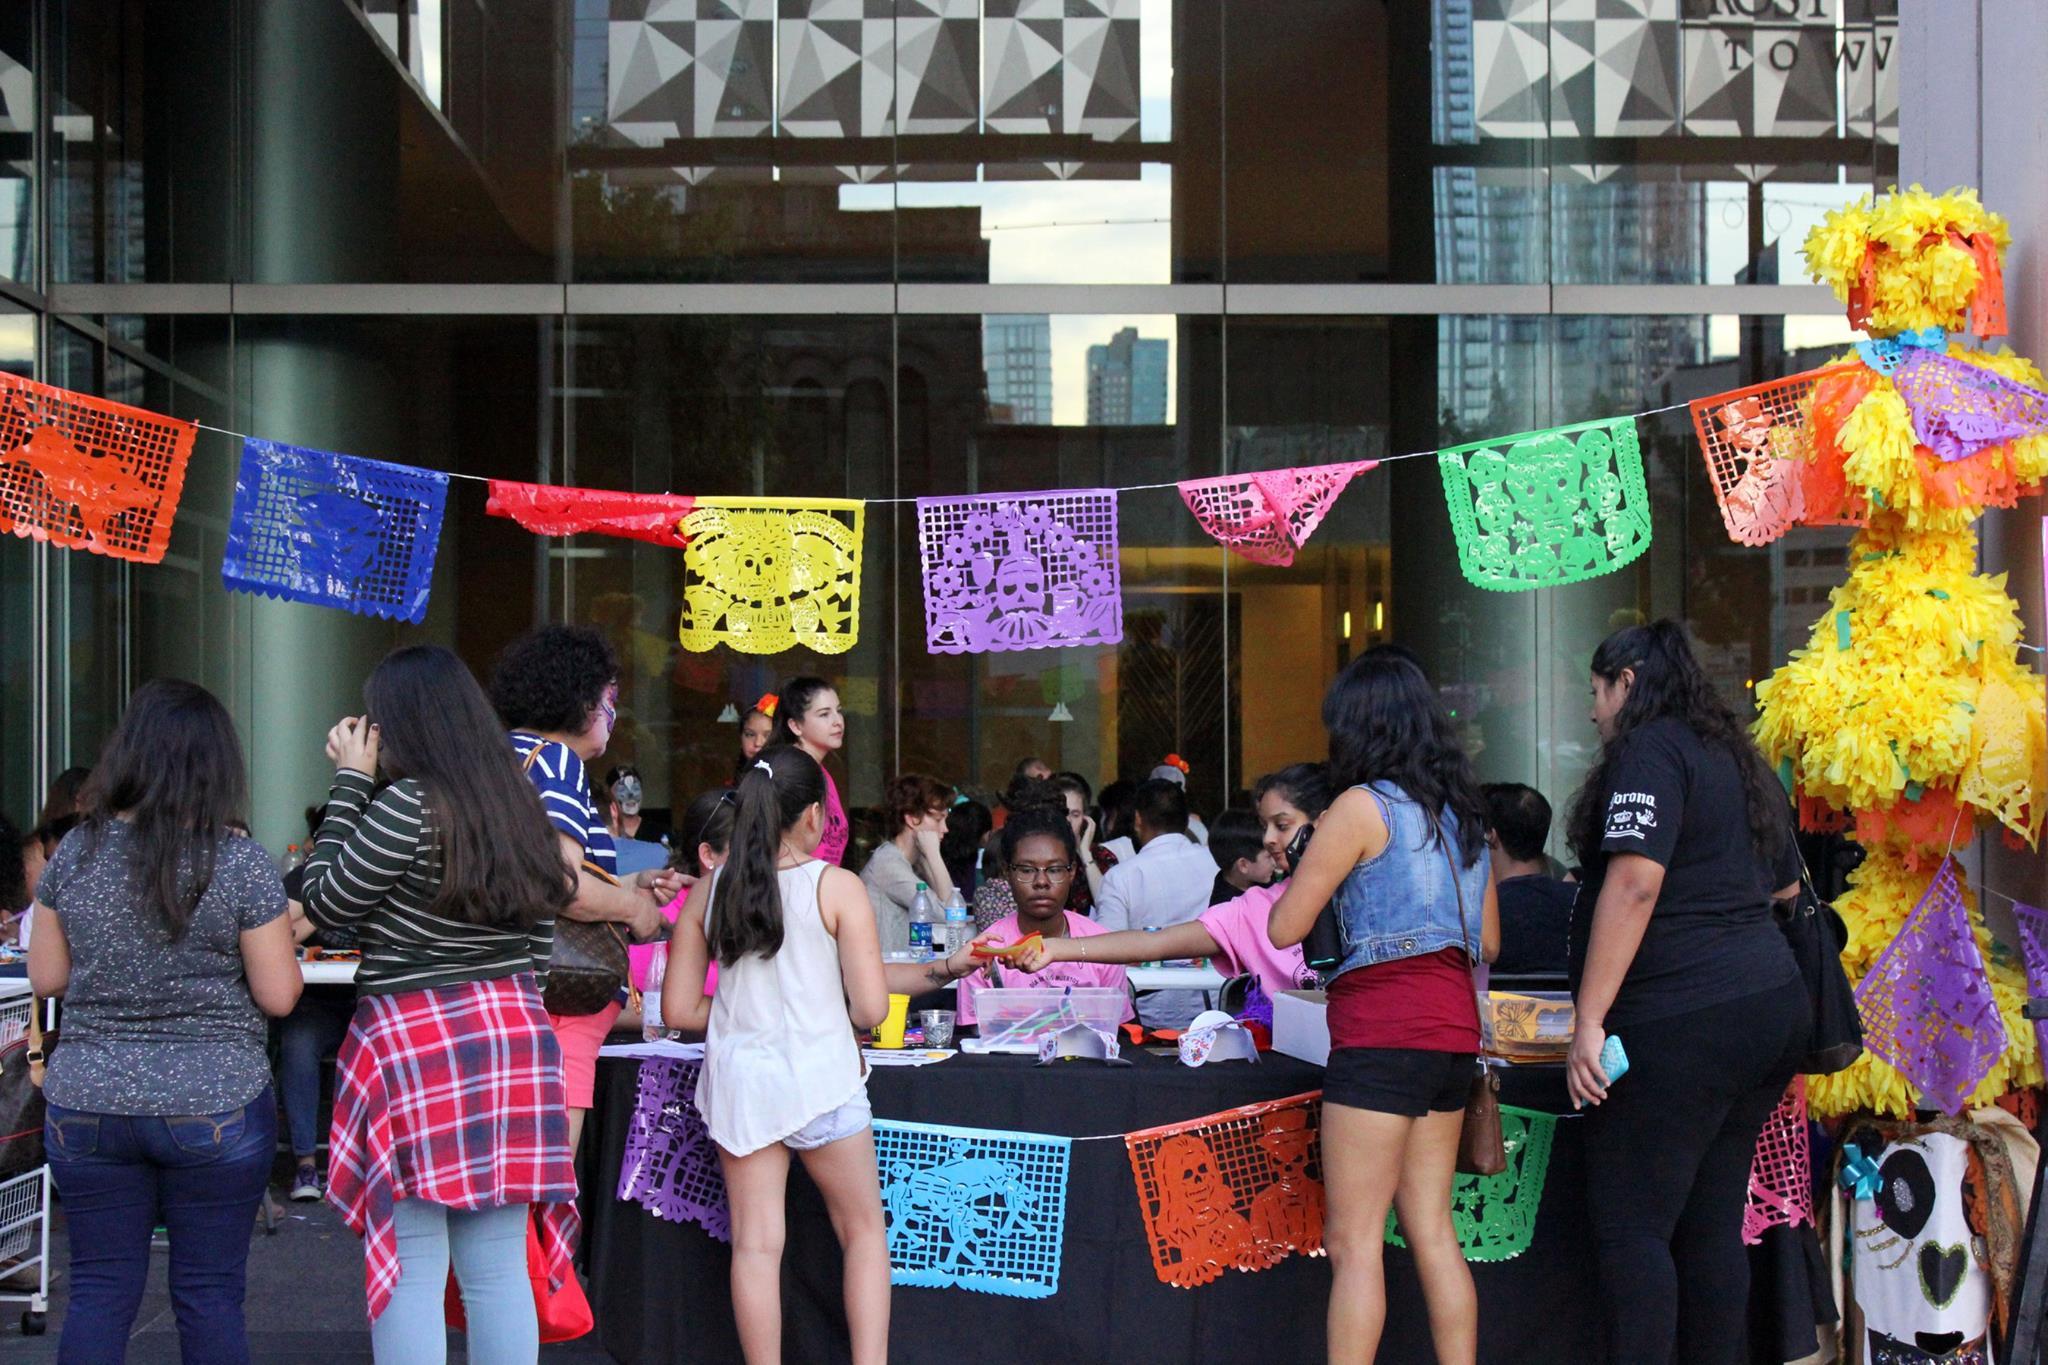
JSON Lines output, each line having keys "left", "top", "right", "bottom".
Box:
{"left": 1438, "top": 821, "right": 1491, "bottom": 1059}
{"left": 524, "top": 737, "right": 631, "bottom": 948}
{"left": 26, "top": 994, "right": 46, "bottom": 1088}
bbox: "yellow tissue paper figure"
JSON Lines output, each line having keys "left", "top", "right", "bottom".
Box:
{"left": 1754, "top": 185, "right": 2048, "bottom": 1119}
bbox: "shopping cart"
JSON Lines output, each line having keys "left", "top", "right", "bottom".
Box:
{"left": 0, "top": 989, "right": 49, "bottom": 1335}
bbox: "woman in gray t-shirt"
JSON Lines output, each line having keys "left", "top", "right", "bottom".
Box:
{"left": 28, "top": 679, "right": 302, "bottom": 1364}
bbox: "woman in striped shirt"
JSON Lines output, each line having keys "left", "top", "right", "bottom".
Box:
{"left": 302, "top": 644, "right": 579, "bottom": 1365}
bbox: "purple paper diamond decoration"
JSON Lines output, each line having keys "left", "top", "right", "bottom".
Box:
{"left": 1854, "top": 860, "right": 2007, "bottom": 1115}
{"left": 916, "top": 489, "right": 1123, "bottom": 654}
{"left": 1894, "top": 349, "right": 2048, "bottom": 463}
{"left": 617, "top": 1058, "right": 729, "bottom": 1241}
{"left": 2010, "top": 900, "right": 2048, "bottom": 1066}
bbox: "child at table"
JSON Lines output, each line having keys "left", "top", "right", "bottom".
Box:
{"left": 1010, "top": 764, "right": 1331, "bottom": 1002}
{"left": 957, "top": 809, "right": 1135, "bottom": 1028}
{"left": 660, "top": 745, "right": 890, "bottom": 1365}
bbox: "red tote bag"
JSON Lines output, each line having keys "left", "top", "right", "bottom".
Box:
{"left": 443, "top": 1211, "right": 594, "bottom": 1345}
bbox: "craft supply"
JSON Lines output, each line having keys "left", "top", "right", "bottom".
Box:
{"left": 970, "top": 933, "right": 1044, "bottom": 962}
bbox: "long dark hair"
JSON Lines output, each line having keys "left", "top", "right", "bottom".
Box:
{"left": 710, "top": 744, "right": 826, "bottom": 966}
{"left": 1322, "top": 648, "right": 1488, "bottom": 867}
{"left": 1566, "top": 620, "right": 1788, "bottom": 869}
{"left": 77, "top": 680, "right": 250, "bottom": 939}
{"left": 365, "top": 645, "right": 574, "bottom": 929}
{"left": 774, "top": 676, "right": 833, "bottom": 744}
{"left": 671, "top": 787, "right": 738, "bottom": 878}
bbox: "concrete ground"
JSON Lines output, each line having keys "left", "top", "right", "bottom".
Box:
{"left": 1, "top": 1181, "right": 615, "bottom": 1363}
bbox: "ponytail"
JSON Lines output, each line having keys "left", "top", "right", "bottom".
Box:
{"left": 707, "top": 744, "right": 827, "bottom": 966}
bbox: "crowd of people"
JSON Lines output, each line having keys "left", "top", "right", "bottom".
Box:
{"left": 9, "top": 615, "right": 1810, "bottom": 1365}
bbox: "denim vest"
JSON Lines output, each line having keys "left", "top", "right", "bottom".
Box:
{"left": 1328, "top": 782, "right": 1491, "bottom": 981}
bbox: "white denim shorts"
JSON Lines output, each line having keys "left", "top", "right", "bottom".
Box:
{"left": 784, "top": 1085, "right": 873, "bottom": 1151}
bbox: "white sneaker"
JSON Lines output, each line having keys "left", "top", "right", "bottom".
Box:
{"left": 289, "top": 1164, "right": 321, "bottom": 1201}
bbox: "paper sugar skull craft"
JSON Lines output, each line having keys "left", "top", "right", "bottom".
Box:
{"left": 1848, "top": 1131, "right": 1992, "bottom": 1364}
{"left": 1145, "top": 1134, "right": 1255, "bottom": 1286}
{"left": 916, "top": 491, "right": 1123, "bottom": 654}
{"left": 1751, "top": 186, "right": 2048, "bottom": 1120}
{"left": 677, "top": 498, "right": 863, "bottom": 655}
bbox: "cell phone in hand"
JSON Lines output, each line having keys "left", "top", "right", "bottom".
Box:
{"left": 1285, "top": 823, "right": 1314, "bottom": 867}
{"left": 1599, "top": 1035, "right": 1630, "bottom": 1084}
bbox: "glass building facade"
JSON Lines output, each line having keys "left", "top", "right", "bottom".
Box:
{"left": 0, "top": 0, "right": 1909, "bottom": 855}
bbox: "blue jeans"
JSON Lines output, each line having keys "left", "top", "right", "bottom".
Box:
{"left": 369, "top": 1199, "right": 537, "bottom": 1365}
{"left": 45, "top": 1086, "right": 277, "bottom": 1365}
{"left": 277, "top": 989, "right": 356, "bottom": 1157}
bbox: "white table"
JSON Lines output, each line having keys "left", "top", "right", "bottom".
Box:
{"left": 299, "top": 959, "right": 360, "bottom": 986}
{"left": 1126, "top": 963, "right": 1227, "bottom": 993}
{"left": 0, "top": 975, "right": 32, "bottom": 1001}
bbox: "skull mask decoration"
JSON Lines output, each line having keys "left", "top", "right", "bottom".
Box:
{"left": 1850, "top": 1131, "right": 1991, "bottom": 1365}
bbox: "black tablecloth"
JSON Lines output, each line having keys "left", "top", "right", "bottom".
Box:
{"left": 577, "top": 1052, "right": 1620, "bottom": 1364}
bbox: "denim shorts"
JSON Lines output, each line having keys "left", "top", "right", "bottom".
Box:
{"left": 785, "top": 1087, "right": 873, "bottom": 1151}
{"left": 1324, "top": 1047, "right": 1476, "bottom": 1118}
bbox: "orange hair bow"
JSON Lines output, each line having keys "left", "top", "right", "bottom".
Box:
{"left": 1161, "top": 753, "right": 1190, "bottom": 775}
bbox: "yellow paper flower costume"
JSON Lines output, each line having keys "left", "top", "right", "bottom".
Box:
{"left": 1754, "top": 186, "right": 2048, "bottom": 1118}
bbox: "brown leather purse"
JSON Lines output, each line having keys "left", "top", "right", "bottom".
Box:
{"left": 521, "top": 743, "right": 633, "bottom": 1017}
{"left": 1443, "top": 832, "right": 1506, "bottom": 1176}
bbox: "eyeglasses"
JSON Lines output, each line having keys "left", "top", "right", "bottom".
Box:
{"left": 1011, "top": 863, "right": 1076, "bottom": 883}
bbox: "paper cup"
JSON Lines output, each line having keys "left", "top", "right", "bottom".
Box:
{"left": 876, "top": 993, "right": 911, "bottom": 1049}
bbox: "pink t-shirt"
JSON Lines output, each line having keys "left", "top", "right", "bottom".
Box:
{"left": 1197, "top": 881, "right": 1317, "bottom": 998}
{"left": 817, "top": 767, "right": 850, "bottom": 867}
{"left": 956, "top": 911, "right": 1136, "bottom": 1026}
{"left": 628, "top": 892, "right": 718, "bottom": 997}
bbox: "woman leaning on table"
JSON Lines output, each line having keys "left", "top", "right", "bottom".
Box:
{"left": 1563, "top": 620, "right": 1805, "bottom": 1365}
{"left": 1267, "top": 647, "right": 1497, "bottom": 1365}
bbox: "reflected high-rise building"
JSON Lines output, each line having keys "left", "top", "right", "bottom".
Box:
{"left": 982, "top": 315, "right": 1052, "bottom": 425}
{"left": 1086, "top": 327, "right": 1167, "bottom": 426}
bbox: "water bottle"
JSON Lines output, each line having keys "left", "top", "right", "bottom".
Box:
{"left": 942, "top": 889, "right": 970, "bottom": 958}
{"left": 278, "top": 842, "right": 305, "bottom": 874}
{"left": 643, "top": 944, "right": 673, "bottom": 1042}
{"left": 908, "top": 883, "right": 938, "bottom": 958}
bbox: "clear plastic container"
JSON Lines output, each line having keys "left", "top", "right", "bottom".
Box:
{"left": 972, "top": 987, "right": 1127, "bottom": 1050}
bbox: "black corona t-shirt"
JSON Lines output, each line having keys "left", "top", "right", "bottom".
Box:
{"left": 1567, "top": 716, "right": 1799, "bottom": 1027}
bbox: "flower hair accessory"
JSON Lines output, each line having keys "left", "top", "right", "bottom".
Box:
{"left": 752, "top": 692, "right": 779, "bottom": 718}
{"left": 1161, "top": 754, "right": 1190, "bottom": 775}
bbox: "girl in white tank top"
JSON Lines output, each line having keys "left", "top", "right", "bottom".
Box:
{"left": 660, "top": 746, "right": 892, "bottom": 1365}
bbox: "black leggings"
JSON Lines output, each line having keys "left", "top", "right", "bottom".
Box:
{"left": 1581, "top": 981, "right": 1808, "bottom": 1365}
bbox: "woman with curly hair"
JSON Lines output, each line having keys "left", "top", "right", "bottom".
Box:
{"left": 492, "top": 625, "right": 681, "bottom": 1159}
{"left": 1564, "top": 620, "right": 1805, "bottom": 1363}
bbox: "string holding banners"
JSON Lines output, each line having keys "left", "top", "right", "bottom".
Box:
{"left": 1177, "top": 461, "right": 1379, "bottom": 568}
{"left": 617, "top": 1058, "right": 729, "bottom": 1243}
{"left": 916, "top": 489, "right": 1122, "bottom": 654}
{"left": 1436, "top": 416, "right": 1652, "bottom": 591}
{"left": 0, "top": 370, "right": 196, "bottom": 564}
{"left": 1125, "top": 1090, "right": 1325, "bottom": 1289}
{"left": 1854, "top": 859, "right": 2008, "bottom": 1116}
{"left": 875, "top": 1119, "right": 1071, "bottom": 1300}
{"left": 678, "top": 496, "right": 864, "bottom": 655}
{"left": 485, "top": 479, "right": 697, "bottom": 550}
{"left": 1385, "top": 1105, "right": 1557, "bottom": 1262}
{"left": 222, "top": 438, "right": 448, "bottom": 624}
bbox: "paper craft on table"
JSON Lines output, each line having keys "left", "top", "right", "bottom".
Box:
{"left": 599, "top": 1039, "right": 707, "bottom": 1061}
{"left": 863, "top": 1049, "right": 958, "bottom": 1067}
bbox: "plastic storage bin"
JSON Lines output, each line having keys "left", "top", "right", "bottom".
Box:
{"left": 973, "top": 987, "right": 1128, "bottom": 1051}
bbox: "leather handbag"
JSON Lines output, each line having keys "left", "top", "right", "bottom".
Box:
{"left": 541, "top": 861, "right": 632, "bottom": 1018}
{"left": 522, "top": 743, "right": 632, "bottom": 1018}
{"left": 1288, "top": 824, "right": 1346, "bottom": 985}
{"left": 0, "top": 996, "right": 53, "bottom": 1180}
{"left": 1444, "top": 832, "right": 1507, "bottom": 1177}
{"left": 1778, "top": 856, "right": 1863, "bottom": 1075}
